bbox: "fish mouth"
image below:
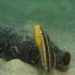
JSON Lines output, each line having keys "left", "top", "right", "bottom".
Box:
{"left": 63, "top": 52, "right": 71, "bottom": 65}
{"left": 56, "top": 50, "right": 71, "bottom": 72}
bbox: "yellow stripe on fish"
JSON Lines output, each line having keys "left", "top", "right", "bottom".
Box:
{"left": 33, "top": 23, "right": 55, "bottom": 72}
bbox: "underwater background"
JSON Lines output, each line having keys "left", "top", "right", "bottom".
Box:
{"left": 0, "top": 0, "right": 75, "bottom": 75}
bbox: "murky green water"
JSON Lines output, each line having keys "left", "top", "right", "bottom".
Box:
{"left": 0, "top": 0, "right": 75, "bottom": 75}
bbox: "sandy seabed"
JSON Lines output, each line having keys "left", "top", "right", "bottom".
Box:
{"left": 0, "top": 23, "right": 74, "bottom": 75}
{"left": 0, "top": 0, "right": 75, "bottom": 75}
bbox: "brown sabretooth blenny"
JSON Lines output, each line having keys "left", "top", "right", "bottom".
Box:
{"left": 0, "top": 24, "right": 71, "bottom": 72}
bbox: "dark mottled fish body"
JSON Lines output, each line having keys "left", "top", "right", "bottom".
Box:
{"left": 0, "top": 25, "right": 40, "bottom": 66}
{"left": 51, "top": 42, "right": 71, "bottom": 71}
{"left": 0, "top": 24, "right": 71, "bottom": 72}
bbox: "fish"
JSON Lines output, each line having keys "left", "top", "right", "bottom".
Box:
{"left": 51, "top": 42, "right": 71, "bottom": 71}
{"left": 33, "top": 23, "right": 55, "bottom": 72}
